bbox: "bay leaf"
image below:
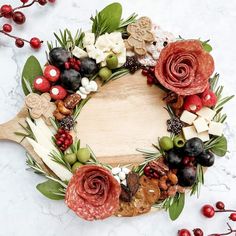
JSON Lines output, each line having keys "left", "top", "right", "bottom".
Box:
{"left": 211, "top": 136, "right": 227, "bottom": 157}
{"left": 169, "top": 193, "right": 185, "bottom": 221}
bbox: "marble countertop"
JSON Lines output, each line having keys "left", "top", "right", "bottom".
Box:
{"left": 0, "top": 0, "right": 236, "bottom": 235}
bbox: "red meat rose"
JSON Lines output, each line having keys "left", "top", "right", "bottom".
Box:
{"left": 65, "top": 165, "right": 121, "bottom": 221}
{"left": 155, "top": 40, "right": 214, "bottom": 95}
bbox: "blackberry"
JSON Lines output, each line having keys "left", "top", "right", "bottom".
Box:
{"left": 60, "top": 116, "right": 75, "bottom": 130}
{"left": 167, "top": 117, "right": 183, "bottom": 135}
{"left": 124, "top": 56, "right": 142, "bottom": 74}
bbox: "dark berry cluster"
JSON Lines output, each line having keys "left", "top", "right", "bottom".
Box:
{"left": 55, "top": 128, "right": 73, "bottom": 151}
{"left": 0, "top": 0, "right": 55, "bottom": 49}
{"left": 60, "top": 116, "right": 75, "bottom": 131}
{"left": 167, "top": 117, "right": 183, "bottom": 135}
{"left": 124, "top": 56, "right": 142, "bottom": 74}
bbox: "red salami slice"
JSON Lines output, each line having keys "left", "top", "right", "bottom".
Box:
{"left": 65, "top": 165, "right": 121, "bottom": 221}
{"left": 155, "top": 40, "right": 214, "bottom": 95}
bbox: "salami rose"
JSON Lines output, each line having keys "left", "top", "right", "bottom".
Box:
{"left": 65, "top": 165, "right": 121, "bottom": 221}
{"left": 155, "top": 40, "right": 214, "bottom": 95}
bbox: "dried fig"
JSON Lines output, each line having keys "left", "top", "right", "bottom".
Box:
{"left": 127, "top": 172, "right": 139, "bottom": 196}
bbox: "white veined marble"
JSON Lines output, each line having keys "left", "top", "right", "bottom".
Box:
{"left": 0, "top": 0, "right": 236, "bottom": 235}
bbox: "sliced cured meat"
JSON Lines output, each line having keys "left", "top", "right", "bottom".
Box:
{"left": 65, "top": 165, "right": 121, "bottom": 221}
{"left": 155, "top": 40, "right": 214, "bottom": 95}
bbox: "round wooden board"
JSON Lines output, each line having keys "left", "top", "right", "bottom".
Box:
{"left": 0, "top": 71, "right": 169, "bottom": 167}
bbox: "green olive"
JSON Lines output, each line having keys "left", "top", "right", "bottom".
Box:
{"left": 72, "top": 162, "right": 83, "bottom": 173}
{"left": 173, "top": 136, "right": 185, "bottom": 148}
{"left": 159, "top": 136, "right": 174, "bottom": 151}
{"left": 106, "top": 54, "right": 118, "bottom": 70}
{"left": 77, "top": 148, "right": 90, "bottom": 163}
{"left": 98, "top": 67, "right": 112, "bottom": 82}
{"left": 64, "top": 153, "right": 77, "bottom": 165}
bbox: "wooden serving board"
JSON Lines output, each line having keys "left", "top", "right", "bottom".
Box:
{"left": 0, "top": 71, "right": 169, "bottom": 167}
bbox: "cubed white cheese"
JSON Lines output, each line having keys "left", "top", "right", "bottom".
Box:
{"left": 208, "top": 121, "right": 224, "bottom": 136}
{"left": 196, "top": 107, "right": 216, "bottom": 122}
{"left": 72, "top": 46, "right": 88, "bottom": 59}
{"left": 83, "top": 32, "right": 95, "bottom": 47}
{"left": 198, "top": 131, "right": 210, "bottom": 142}
{"left": 180, "top": 110, "right": 197, "bottom": 125}
{"left": 182, "top": 126, "right": 198, "bottom": 140}
{"left": 193, "top": 117, "right": 209, "bottom": 133}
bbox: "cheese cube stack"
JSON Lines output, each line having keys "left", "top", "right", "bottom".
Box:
{"left": 181, "top": 107, "right": 224, "bottom": 141}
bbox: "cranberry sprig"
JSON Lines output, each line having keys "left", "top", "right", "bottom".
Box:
{"left": 208, "top": 223, "right": 236, "bottom": 236}
{"left": 0, "top": 0, "right": 55, "bottom": 48}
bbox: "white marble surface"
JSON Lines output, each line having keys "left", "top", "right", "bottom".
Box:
{"left": 0, "top": 0, "right": 236, "bottom": 235}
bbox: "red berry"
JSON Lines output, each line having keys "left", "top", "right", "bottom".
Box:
{"left": 38, "top": 0, "right": 47, "bottom": 6}
{"left": 193, "top": 228, "right": 203, "bottom": 236}
{"left": 215, "top": 201, "right": 225, "bottom": 210}
{"left": 48, "top": 0, "right": 56, "bottom": 2}
{"left": 142, "top": 69, "right": 148, "bottom": 76}
{"left": 0, "top": 5, "right": 13, "bottom": 18}
{"left": 15, "top": 38, "right": 24, "bottom": 48}
{"left": 201, "top": 90, "right": 217, "bottom": 107}
{"left": 2, "top": 24, "right": 12, "bottom": 33}
{"left": 147, "top": 75, "right": 154, "bottom": 85}
{"left": 50, "top": 85, "right": 67, "bottom": 100}
{"left": 20, "top": 0, "right": 29, "bottom": 3}
{"left": 12, "top": 11, "right": 26, "bottom": 25}
{"left": 229, "top": 213, "right": 236, "bottom": 221}
{"left": 33, "top": 76, "right": 51, "bottom": 92}
{"left": 178, "top": 229, "right": 191, "bottom": 236}
{"left": 149, "top": 67, "right": 155, "bottom": 74}
{"left": 30, "top": 37, "right": 42, "bottom": 49}
{"left": 183, "top": 95, "right": 203, "bottom": 113}
{"left": 201, "top": 205, "right": 215, "bottom": 218}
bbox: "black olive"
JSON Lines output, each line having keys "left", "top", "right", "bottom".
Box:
{"left": 60, "top": 69, "right": 81, "bottom": 91}
{"left": 49, "top": 47, "right": 70, "bottom": 68}
{"left": 80, "top": 57, "right": 99, "bottom": 78}
{"left": 166, "top": 149, "right": 182, "bottom": 168}
{"left": 178, "top": 166, "right": 197, "bottom": 187}
{"left": 184, "top": 138, "right": 204, "bottom": 157}
{"left": 197, "top": 150, "right": 215, "bottom": 167}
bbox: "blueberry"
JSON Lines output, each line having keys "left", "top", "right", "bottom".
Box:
{"left": 49, "top": 47, "right": 70, "bottom": 68}
{"left": 197, "top": 150, "right": 215, "bottom": 167}
{"left": 178, "top": 166, "right": 197, "bottom": 187}
{"left": 166, "top": 149, "right": 182, "bottom": 168}
{"left": 184, "top": 138, "right": 204, "bottom": 157}
{"left": 60, "top": 69, "right": 81, "bottom": 91}
{"left": 80, "top": 57, "right": 99, "bottom": 78}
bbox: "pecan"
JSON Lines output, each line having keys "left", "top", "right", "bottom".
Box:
{"left": 149, "top": 159, "right": 169, "bottom": 176}
{"left": 64, "top": 94, "right": 81, "bottom": 109}
{"left": 127, "top": 172, "right": 139, "bottom": 196}
{"left": 167, "top": 172, "right": 178, "bottom": 185}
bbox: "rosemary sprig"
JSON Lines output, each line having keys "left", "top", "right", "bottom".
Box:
{"left": 190, "top": 164, "right": 204, "bottom": 197}
{"left": 49, "top": 150, "right": 72, "bottom": 172}
{"left": 117, "top": 13, "right": 138, "bottom": 32}
{"left": 26, "top": 153, "right": 67, "bottom": 188}
{"left": 73, "top": 97, "right": 91, "bottom": 120}
{"left": 47, "top": 28, "right": 85, "bottom": 51}
{"left": 90, "top": 12, "right": 109, "bottom": 39}
{"left": 15, "top": 119, "right": 35, "bottom": 140}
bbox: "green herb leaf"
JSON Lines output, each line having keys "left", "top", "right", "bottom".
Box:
{"left": 36, "top": 179, "right": 65, "bottom": 200}
{"left": 201, "top": 40, "right": 213, "bottom": 52}
{"left": 210, "top": 136, "right": 227, "bottom": 157}
{"left": 91, "top": 2, "right": 122, "bottom": 37}
{"left": 21, "top": 56, "right": 43, "bottom": 95}
{"left": 169, "top": 193, "right": 185, "bottom": 221}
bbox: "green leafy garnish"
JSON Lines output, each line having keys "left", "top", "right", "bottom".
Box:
{"left": 91, "top": 2, "right": 122, "bottom": 38}
{"left": 21, "top": 56, "right": 43, "bottom": 95}
{"left": 102, "top": 68, "right": 129, "bottom": 85}
{"left": 205, "top": 135, "right": 227, "bottom": 157}
{"left": 117, "top": 13, "right": 138, "bottom": 34}
{"left": 201, "top": 39, "right": 213, "bottom": 52}
{"left": 36, "top": 180, "right": 65, "bottom": 200}
{"left": 163, "top": 193, "right": 185, "bottom": 221}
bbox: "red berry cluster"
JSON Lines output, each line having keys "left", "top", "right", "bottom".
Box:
{"left": 0, "top": 0, "right": 55, "bottom": 49}
{"left": 64, "top": 58, "right": 81, "bottom": 71}
{"left": 182, "top": 156, "right": 196, "bottom": 167}
{"left": 141, "top": 67, "right": 158, "bottom": 85}
{"left": 178, "top": 201, "right": 236, "bottom": 236}
{"left": 55, "top": 128, "right": 73, "bottom": 151}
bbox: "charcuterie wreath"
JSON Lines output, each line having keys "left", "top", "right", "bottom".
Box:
{"left": 4, "top": 3, "right": 234, "bottom": 221}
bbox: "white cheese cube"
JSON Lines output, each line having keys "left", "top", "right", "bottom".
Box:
{"left": 182, "top": 126, "right": 198, "bottom": 140}
{"left": 180, "top": 110, "right": 197, "bottom": 125}
{"left": 209, "top": 121, "right": 224, "bottom": 136}
{"left": 83, "top": 32, "right": 95, "bottom": 47}
{"left": 196, "top": 107, "right": 216, "bottom": 122}
{"left": 198, "top": 131, "right": 210, "bottom": 142}
{"left": 72, "top": 46, "right": 88, "bottom": 59}
{"left": 193, "top": 117, "right": 209, "bottom": 133}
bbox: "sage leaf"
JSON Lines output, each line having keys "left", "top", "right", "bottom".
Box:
{"left": 210, "top": 136, "right": 227, "bottom": 157}
{"left": 92, "top": 2, "right": 122, "bottom": 35}
{"left": 36, "top": 179, "right": 65, "bottom": 200}
{"left": 201, "top": 40, "right": 213, "bottom": 52}
{"left": 169, "top": 193, "right": 185, "bottom": 221}
{"left": 21, "top": 56, "right": 43, "bottom": 95}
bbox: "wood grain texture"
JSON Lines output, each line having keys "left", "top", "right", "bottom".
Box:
{"left": 0, "top": 71, "right": 169, "bottom": 166}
